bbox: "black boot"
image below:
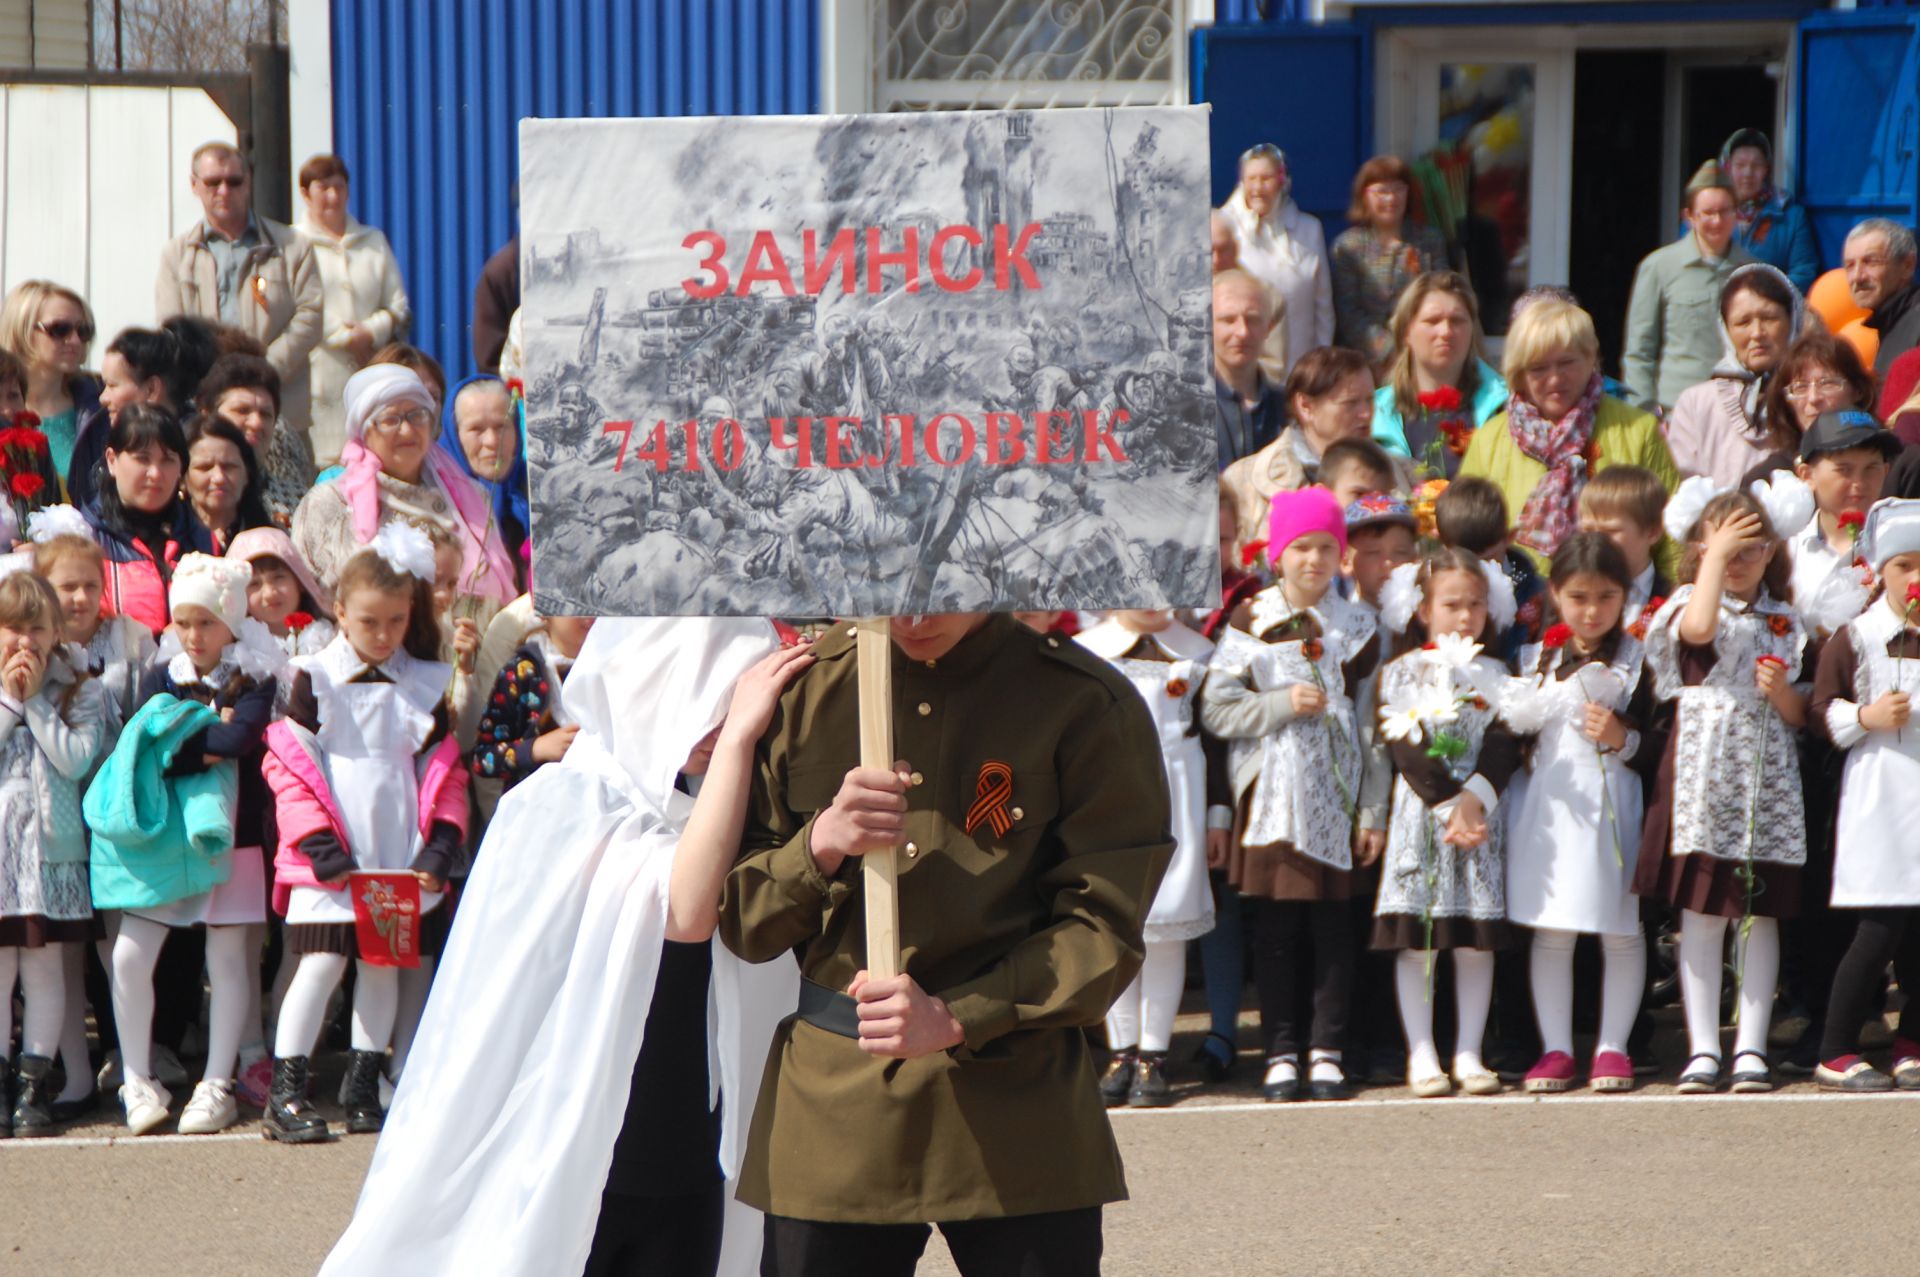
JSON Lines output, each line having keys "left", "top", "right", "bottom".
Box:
{"left": 341, "top": 1050, "right": 386, "bottom": 1135}
{"left": 1098, "top": 1050, "right": 1136, "bottom": 1108}
{"left": 263, "top": 1056, "right": 329, "bottom": 1144}
{"left": 12, "top": 1054, "right": 53, "bottom": 1136}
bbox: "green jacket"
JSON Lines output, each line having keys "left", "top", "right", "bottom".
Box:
{"left": 87, "top": 694, "right": 237, "bottom": 911}
{"left": 718, "top": 615, "right": 1172, "bottom": 1224}
{"left": 1621, "top": 234, "right": 1757, "bottom": 410}
{"left": 1458, "top": 394, "right": 1683, "bottom": 578}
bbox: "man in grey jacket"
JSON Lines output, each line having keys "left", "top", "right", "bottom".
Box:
{"left": 156, "top": 142, "right": 323, "bottom": 433}
{"left": 1846, "top": 218, "right": 1920, "bottom": 383}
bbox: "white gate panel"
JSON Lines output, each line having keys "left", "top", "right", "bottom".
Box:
{"left": 4, "top": 86, "right": 89, "bottom": 299}
{"left": 87, "top": 88, "right": 175, "bottom": 359}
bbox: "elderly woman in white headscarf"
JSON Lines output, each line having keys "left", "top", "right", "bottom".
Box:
{"left": 290, "top": 363, "right": 518, "bottom": 601}
{"left": 1220, "top": 143, "right": 1333, "bottom": 380}
{"left": 319, "top": 618, "right": 808, "bottom": 1277}
{"left": 1662, "top": 262, "right": 1811, "bottom": 489}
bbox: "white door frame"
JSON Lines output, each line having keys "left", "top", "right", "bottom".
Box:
{"left": 1379, "top": 21, "right": 1795, "bottom": 292}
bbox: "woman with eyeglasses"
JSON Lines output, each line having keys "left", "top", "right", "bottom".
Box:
{"left": 1219, "top": 143, "right": 1330, "bottom": 381}
{"left": 1663, "top": 264, "right": 1807, "bottom": 489}
{"left": 0, "top": 281, "right": 101, "bottom": 486}
{"left": 1733, "top": 330, "right": 1878, "bottom": 490}
{"left": 78, "top": 404, "right": 215, "bottom": 634}
{"left": 291, "top": 364, "right": 517, "bottom": 603}
{"left": 1329, "top": 156, "right": 1448, "bottom": 370}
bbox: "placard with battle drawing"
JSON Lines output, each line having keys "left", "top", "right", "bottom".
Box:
{"left": 519, "top": 106, "right": 1217, "bottom": 618}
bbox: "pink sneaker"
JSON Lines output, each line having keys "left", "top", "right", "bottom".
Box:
{"left": 1524, "top": 1051, "right": 1576, "bottom": 1093}
{"left": 236, "top": 1056, "right": 273, "bottom": 1108}
{"left": 1589, "top": 1050, "right": 1634, "bottom": 1093}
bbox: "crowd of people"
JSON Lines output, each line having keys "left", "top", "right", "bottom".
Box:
{"left": 1153, "top": 133, "right": 1920, "bottom": 1109}
{"left": 0, "top": 123, "right": 1916, "bottom": 1188}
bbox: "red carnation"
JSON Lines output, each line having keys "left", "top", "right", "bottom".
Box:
{"left": 1240, "top": 539, "right": 1268, "bottom": 568}
{"left": 1838, "top": 510, "right": 1866, "bottom": 544}
{"left": 285, "top": 611, "right": 314, "bottom": 633}
{"left": 10, "top": 410, "right": 38, "bottom": 430}
{"left": 1542, "top": 623, "right": 1573, "bottom": 649}
{"left": 1416, "top": 386, "right": 1463, "bottom": 413}
{"left": 1302, "top": 638, "right": 1324, "bottom": 662}
{"left": 1908, "top": 583, "right": 1920, "bottom": 606}
{"left": 9, "top": 472, "right": 44, "bottom": 500}
{"left": 1768, "top": 614, "right": 1792, "bottom": 637}
{"left": 1165, "top": 677, "right": 1190, "bottom": 698}
{"left": 1439, "top": 417, "right": 1475, "bottom": 456}
{"left": 505, "top": 377, "right": 525, "bottom": 399}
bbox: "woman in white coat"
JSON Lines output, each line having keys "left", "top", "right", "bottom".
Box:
{"left": 296, "top": 154, "right": 412, "bottom": 467}
{"left": 1220, "top": 144, "right": 1333, "bottom": 382}
{"left": 318, "top": 619, "right": 808, "bottom": 1276}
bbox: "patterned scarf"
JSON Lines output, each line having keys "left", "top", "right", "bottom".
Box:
{"left": 1508, "top": 372, "right": 1605, "bottom": 559}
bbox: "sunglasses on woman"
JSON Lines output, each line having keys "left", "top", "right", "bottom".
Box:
{"left": 36, "top": 319, "right": 94, "bottom": 343}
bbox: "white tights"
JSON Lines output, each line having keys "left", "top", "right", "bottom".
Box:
{"left": 55, "top": 943, "right": 96, "bottom": 1100}
{"left": 0, "top": 944, "right": 67, "bottom": 1060}
{"left": 275, "top": 953, "right": 436, "bottom": 1066}
{"left": 111, "top": 917, "right": 254, "bottom": 1085}
{"left": 1678, "top": 910, "right": 1777, "bottom": 1063}
{"left": 1395, "top": 948, "right": 1494, "bottom": 1080}
{"left": 1531, "top": 928, "right": 1646, "bottom": 1058}
{"left": 1105, "top": 940, "right": 1186, "bottom": 1054}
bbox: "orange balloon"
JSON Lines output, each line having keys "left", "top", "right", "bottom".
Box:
{"left": 1808, "top": 267, "right": 1867, "bottom": 330}
{"left": 1838, "top": 315, "right": 1879, "bottom": 368}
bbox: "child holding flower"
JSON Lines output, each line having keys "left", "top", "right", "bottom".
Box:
{"left": 1369, "top": 546, "right": 1521, "bottom": 1097}
{"left": 1500, "top": 533, "right": 1657, "bottom": 1094}
{"left": 1810, "top": 498, "right": 1920, "bottom": 1090}
{"left": 1203, "top": 488, "right": 1381, "bottom": 1102}
{"left": 1632, "top": 481, "right": 1807, "bottom": 1095}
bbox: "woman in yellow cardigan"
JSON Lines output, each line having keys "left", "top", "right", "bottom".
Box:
{"left": 1459, "top": 300, "right": 1682, "bottom": 577}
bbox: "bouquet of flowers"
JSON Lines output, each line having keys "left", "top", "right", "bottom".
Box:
{"left": 0, "top": 410, "right": 53, "bottom": 527}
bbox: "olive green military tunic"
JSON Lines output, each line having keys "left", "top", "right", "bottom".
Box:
{"left": 718, "top": 614, "right": 1173, "bottom": 1225}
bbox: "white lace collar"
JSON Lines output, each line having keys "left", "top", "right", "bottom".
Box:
{"left": 1075, "top": 617, "right": 1213, "bottom": 662}
{"left": 309, "top": 633, "right": 450, "bottom": 717}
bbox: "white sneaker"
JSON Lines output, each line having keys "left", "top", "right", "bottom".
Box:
{"left": 120, "top": 1075, "right": 173, "bottom": 1136}
{"left": 151, "top": 1045, "right": 190, "bottom": 1088}
{"left": 177, "top": 1079, "right": 238, "bottom": 1134}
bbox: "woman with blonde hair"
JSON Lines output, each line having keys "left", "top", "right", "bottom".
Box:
{"left": 1459, "top": 300, "right": 1681, "bottom": 572}
{"left": 0, "top": 281, "right": 100, "bottom": 483}
{"left": 1370, "top": 272, "right": 1507, "bottom": 479}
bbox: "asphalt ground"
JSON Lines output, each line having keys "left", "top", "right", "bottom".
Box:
{"left": 7, "top": 1004, "right": 1916, "bottom": 1276}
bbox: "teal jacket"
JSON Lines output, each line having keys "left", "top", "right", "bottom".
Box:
{"left": 87, "top": 694, "right": 238, "bottom": 911}
{"left": 1371, "top": 357, "right": 1509, "bottom": 459}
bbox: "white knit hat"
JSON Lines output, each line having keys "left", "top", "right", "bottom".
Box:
{"left": 1860, "top": 497, "right": 1920, "bottom": 570}
{"left": 170, "top": 552, "right": 253, "bottom": 634}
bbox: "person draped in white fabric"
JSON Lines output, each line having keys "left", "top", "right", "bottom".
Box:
{"left": 318, "top": 618, "right": 807, "bottom": 1277}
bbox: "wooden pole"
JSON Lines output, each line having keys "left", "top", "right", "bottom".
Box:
{"left": 855, "top": 617, "right": 901, "bottom": 979}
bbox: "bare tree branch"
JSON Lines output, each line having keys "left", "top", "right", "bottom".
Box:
{"left": 93, "top": 0, "right": 285, "bottom": 73}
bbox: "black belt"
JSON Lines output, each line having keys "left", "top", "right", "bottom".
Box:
{"left": 794, "top": 977, "right": 860, "bottom": 1039}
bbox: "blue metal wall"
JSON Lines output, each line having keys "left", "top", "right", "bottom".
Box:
{"left": 329, "top": 0, "right": 820, "bottom": 384}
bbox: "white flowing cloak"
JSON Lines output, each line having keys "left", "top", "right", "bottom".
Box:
{"left": 320, "top": 618, "right": 797, "bottom": 1277}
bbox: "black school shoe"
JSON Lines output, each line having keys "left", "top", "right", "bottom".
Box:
{"left": 1189, "top": 1032, "right": 1235, "bottom": 1084}
{"left": 1128, "top": 1053, "right": 1173, "bottom": 1108}
{"left": 1676, "top": 1053, "right": 1722, "bottom": 1094}
{"left": 1729, "top": 1051, "right": 1773, "bottom": 1094}
{"left": 1098, "top": 1051, "right": 1136, "bottom": 1108}
{"left": 1261, "top": 1055, "right": 1302, "bottom": 1102}
{"left": 12, "top": 1055, "right": 55, "bottom": 1137}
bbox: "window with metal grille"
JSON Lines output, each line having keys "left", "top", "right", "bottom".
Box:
{"left": 875, "top": 0, "right": 1186, "bottom": 112}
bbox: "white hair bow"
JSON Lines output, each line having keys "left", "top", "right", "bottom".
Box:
{"left": 370, "top": 522, "right": 438, "bottom": 583}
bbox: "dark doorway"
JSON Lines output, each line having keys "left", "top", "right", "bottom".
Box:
{"left": 1569, "top": 50, "right": 1666, "bottom": 377}
{"left": 1681, "top": 63, "right": 1779, "bottom": 180}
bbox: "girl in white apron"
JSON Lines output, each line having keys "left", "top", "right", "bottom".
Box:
{"left": 1371, "top": 547, "right": 1522, "bottom": 1098}
{"left": 1632, "top": 483, "right": 1808, "bottom": 1096}
{"left": 1202, "top": 488, "right": 1381, "bottom": 1103}
{"left": 1499, "top": 534, "right": 1655, "bottom": 1095}
{"left": 1812, "top": 498, "right": 1920, "bottom": 1091}
{"left": 1079, "top": 610, "right": 1217, "bottom": 1108}
{"left": 267, "top": 524, "right": 464, "bottom": 1142}
{"left": 110, "top": 553, "right": 282, "bottom": 1136}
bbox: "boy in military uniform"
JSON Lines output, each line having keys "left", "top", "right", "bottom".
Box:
{"left": 719, "top": 612, "right": 1173, "bottom": 1276}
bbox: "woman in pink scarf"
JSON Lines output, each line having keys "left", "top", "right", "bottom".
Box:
{"left": 290, "top": 364, "right": 517, "bottom": 603}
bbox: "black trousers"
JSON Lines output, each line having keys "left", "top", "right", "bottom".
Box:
{"left": 1819, "top": 907, "right": 1920, "bottom": 1061}
{"left": 762, "top": 1207, "right": 1102, "bottom": 1277}
{"left": 584, "top": 1184, "right": 725, "bottom": 1277}
{"left": 1252, "top": 899, "right": 1352, "bottom": 1058}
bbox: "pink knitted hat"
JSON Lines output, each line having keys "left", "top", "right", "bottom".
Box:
{"left": 1267, "top": 487, "right": 1349, "bottom": 562}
